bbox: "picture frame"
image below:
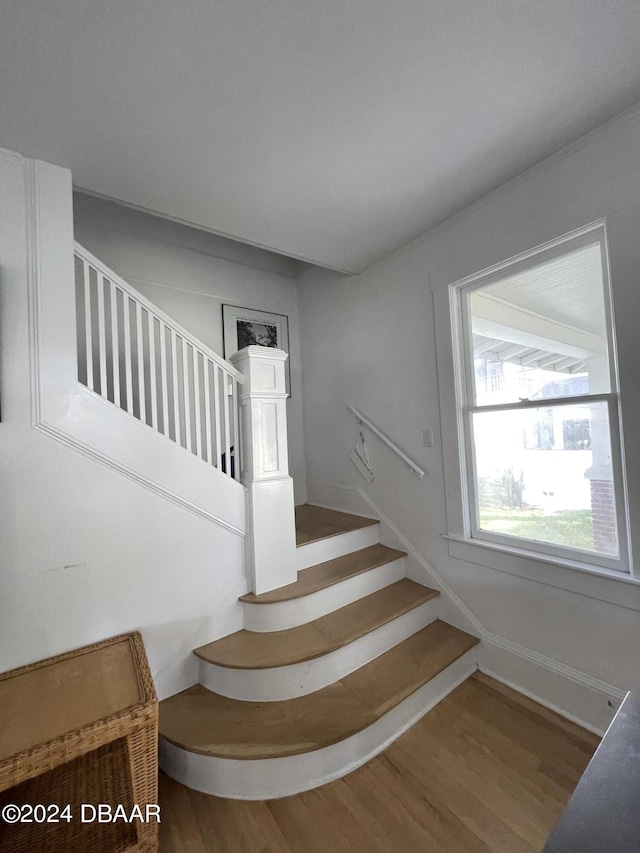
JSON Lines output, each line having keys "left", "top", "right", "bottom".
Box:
{"left": 222, "top": 305, "right": 291, "bottom": 396}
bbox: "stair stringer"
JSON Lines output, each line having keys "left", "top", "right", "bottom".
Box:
{"left": 305, "top": 484, "right": 482, "bottom": 637}
{"left": 307, "top": 483, "right": 625, "bottom": 734}
{"left": 26, "top": 155, "right": 246, "bottom": 538}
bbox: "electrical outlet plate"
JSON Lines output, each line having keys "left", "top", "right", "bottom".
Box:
{"left": 423, "top": 429, "right": 433, "bottom": 447}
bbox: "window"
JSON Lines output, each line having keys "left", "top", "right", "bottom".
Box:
{"left": 451, "top": 223, "right": 629, "bottom": 572}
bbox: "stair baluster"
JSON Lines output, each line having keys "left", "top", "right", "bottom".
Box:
{"left": 74, "top": 242, "right": 243, "bottom": 481}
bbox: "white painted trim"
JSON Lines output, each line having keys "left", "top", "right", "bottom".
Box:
{"left": 296, "top": 524, "right": 379, "bottom": 570}
{"left": 25, "top": 158, "right": 247, "bottom": 538}
{"left": 482, "top": 630, "right": 626, "bottom": 701}
{"left": 242, "top": 556, "right": 405, "bottom": 631}
{"left": 479, "top": 667, "right": 609, "bottom": 737}
{"left": 199, "top": 597, "right": 438, "bottom": 700}
{"left": 159, "top": 649, "right": 477, "bottom": 799}
{"left": 448, "top": 221, "right": 632, "bottom": 576}
{"left": 33, "top": 417, "right": 246, "bottom": 537}
{"left": 446, "top": 535, "right": 640, "bottom": 611}
{"left": 478, "top": 633, "right": 625, "bottom": 735}
{"left": 230, "top": 346, "right": 296, "bottom": 593}
{"left": 74, "top": 184, "right": 357, "bottom": 276}
{"left": 308, "top": 481, "right": 626, "bottom": 733}
{"left": 352, "top": 487, "right": 485, "bottom": 635}
{"left": 25, "top": 158, "right": 43, "bottom": 427}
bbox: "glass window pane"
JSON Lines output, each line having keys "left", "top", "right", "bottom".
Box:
{"left": 469, "top": 243, "right": 611, "bottom": 406}
{"left": 472, "top": 402, "right": 618, "bottom": 557}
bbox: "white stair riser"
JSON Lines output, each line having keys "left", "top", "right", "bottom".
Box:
{"left": 160, "top": 649, "right": 478, "bottom": 799}
{"left": 242, "top": 557, "right": 405, "bottom": 632}
{"left": 296, "top": 525, "right": 379, "bottom": 571}
{"left": 199, "top": 597, "right": 439, "bottom": 700}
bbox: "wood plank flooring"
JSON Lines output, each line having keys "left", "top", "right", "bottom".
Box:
{"left": 158, "top": 673, "right": 599, "bottom": 852}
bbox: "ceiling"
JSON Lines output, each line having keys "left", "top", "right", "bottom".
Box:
{"left": 481, "top": 243, "right": 607, "bottom": 338}
{"left": 2, "top": 1, "right": 640, "bottom": 274}
{"left": 470, "top": 242, "right": 608, "bottom": 379}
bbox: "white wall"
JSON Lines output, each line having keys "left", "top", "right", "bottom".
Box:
{"left": 298, "top": 106, "right": 640, "bottom": 721}
{"left": 0, "top": 152, "right": 247, "bottom": 699}
{"left": 73, "top": 193, "right": 307, "bottom": 504}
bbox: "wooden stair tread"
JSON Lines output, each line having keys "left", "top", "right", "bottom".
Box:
{"left": 343, "top": 619, "right": 479, "bottom": 717}
{"left": 239, "top": 543, "right": 406, "bottom": 604}
{"left": 159, "top": 621, "right": 479, "bottom": 760}
{"left": 195, "top": 580, "right": 439, "bottom": 669}
{"left": 295, "top": 504, "right": 378, "bottom": 546}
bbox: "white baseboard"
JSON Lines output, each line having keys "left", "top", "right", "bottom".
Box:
{"left": 310, "top": 482, "right": 482, "bottom": 636}
{"left": 306, "top": 482, "right": 374, "bottom": 517}
{"left": 478, "top": 634, "right": 624, "bottom": 736}
{"left": 308, "top": 480, "right": 626, "bottom": 736}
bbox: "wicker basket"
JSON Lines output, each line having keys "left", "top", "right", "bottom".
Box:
{"left": 0, "top": 632, "right": 158, "bottom": 852}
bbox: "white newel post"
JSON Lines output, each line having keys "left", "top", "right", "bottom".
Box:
{"left": 230, "top": 346, "right": 298, "bottom": 595}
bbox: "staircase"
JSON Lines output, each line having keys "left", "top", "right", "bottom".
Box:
{"left": 158, "top": 505, "right": 479, "bottom": 799}
{"left": 25, "top": 186, "right": 480, "bottom": 800}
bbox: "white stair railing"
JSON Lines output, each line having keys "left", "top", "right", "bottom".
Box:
{"left": 74, "top": 242, "right": 242, "bottom": 480}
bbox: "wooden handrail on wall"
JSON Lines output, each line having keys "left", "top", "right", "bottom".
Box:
{"left": 348, "top": 407, "right": 425, "bottom": 479}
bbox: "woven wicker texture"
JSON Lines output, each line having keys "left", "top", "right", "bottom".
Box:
{"left": 0, "top": 740, "right": 137, "bottom": 852}
{"left": 0, "top": 633, "right": 158, "bottom": 852}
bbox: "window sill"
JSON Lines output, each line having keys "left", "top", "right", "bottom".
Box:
{"left": 443, "top": 533, "right": 640, "bottom": 612}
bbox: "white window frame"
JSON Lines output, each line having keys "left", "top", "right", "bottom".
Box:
{"left": 449, "top": 221, "right": 631, "bottom": 575}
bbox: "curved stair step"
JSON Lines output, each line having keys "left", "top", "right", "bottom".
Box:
{"left": 199, "top": 580, "right": 438, "bottom": 668}
{"left": 241, "top": 543, "right": 407, "bottom": 632}
{"left": 195, "top": 580, "right": 440, "bottom": 699}
{"left": 159, "top": 621, "right": 480, "bottom": 799}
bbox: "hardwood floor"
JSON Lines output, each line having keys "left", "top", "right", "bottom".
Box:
{"left": 158, "top": 673, "right": 598, "bottom": 852}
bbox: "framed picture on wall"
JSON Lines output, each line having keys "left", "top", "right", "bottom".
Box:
{"left": 222, "top": 305, "right": 290, "bottom": 396}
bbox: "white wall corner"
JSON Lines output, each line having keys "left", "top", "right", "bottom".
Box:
{"left": 151, "top": 582, "right": 248, "bottom": 700}
{"left": 305, "top": 481, "right": 376, "bottom": 517}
